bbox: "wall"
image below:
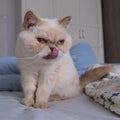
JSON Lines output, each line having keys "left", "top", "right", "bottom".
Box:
{"left": 0, "top": 0, "right": 16, "bottom": 56}
{"left": 15, "top": 0, "right": 21, "bottom": 41}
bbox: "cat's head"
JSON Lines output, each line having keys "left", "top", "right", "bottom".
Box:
{"left": 20, "top": 11, "right": 72, "bottom": 61}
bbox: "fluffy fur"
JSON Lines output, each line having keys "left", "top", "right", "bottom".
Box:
{"left": 16, "top": 11, "right": 80, "bottom": 108}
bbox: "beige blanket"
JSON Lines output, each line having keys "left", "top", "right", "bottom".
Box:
{"left": 85, "top": 72, "right": 120, "bottom": 115}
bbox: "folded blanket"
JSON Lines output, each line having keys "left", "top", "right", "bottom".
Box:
{"left": 85, "top": 72, "right": 120, "bottom": 115}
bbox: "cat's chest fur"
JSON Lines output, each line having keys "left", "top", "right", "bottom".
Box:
{"left": 18, "top": 52, "right": 80, "bottom": 98}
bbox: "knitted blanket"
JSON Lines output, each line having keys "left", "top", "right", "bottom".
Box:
{"left": 85, "top": 72, "right": 120, "bottom": 115}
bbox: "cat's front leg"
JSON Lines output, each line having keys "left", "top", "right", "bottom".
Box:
{"left": 21, "top": 75, "right": 37, "bottom": 107}
{"left": 34, "top": 79, "right": 55, "bottom": 109}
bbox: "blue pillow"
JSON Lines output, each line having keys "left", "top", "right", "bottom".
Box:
{"left": 0, "top": 42, "right": 97, "bottom": 91}
{"left": 0, "top": 57, "right": 20, "bottom": 74}
{"left": 0, "top": 75, "right": 22, "bottom": 91}
{"left": 70, "top": 42, "right": 97, "bottom": 75}
{"left": 0, "top": 57, "right": 21, "bottom": 91}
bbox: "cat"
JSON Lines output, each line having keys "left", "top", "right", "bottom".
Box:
{"left": 16, "top": 11, "right": 80, "bottom": 108}
{"left": 16, "top": 11, "right": 114, "bottom": 109}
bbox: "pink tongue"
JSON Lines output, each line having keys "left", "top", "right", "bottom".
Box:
{"left": 51, "top": 48, "right": 58, "bottom": 57}
{"left": 43, "top": 48, "right": 59, "bottom": 59}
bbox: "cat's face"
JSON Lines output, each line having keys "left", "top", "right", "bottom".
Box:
{"left": 20, "top": 11, "right": 72, "bottom": 60}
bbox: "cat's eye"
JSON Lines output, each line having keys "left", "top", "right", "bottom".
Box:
{"left": 57, "top": 39, "right": 65, "bottom": 45}
{"left": 37, "top": 38, "right": 48, "bottom": 44}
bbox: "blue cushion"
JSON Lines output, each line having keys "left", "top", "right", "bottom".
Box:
{"left": 0, "top": 75, "right": 22, "bottom": 91}
{"left": 0, "top": 57, "right": 20, "bottom": 74}
{"left": 0, "top": 42, "right": 97, "bottom": 91}
{"left": 0, "top": 57, "right": 21, "bottom": 91}
{"left": 70, "top": 42, "right": 97, "bottom": 75}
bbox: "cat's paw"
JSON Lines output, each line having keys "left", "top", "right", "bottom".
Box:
{"left": 21, "top": 98, "right": 34, "bottom": 106}
{"left": 49, "top": 95, "right": 61, "bottom": 101}
{"left": 34, "top": 102, "right": 48, "bottom": 109}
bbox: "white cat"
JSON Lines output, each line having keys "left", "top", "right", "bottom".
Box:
{"left": 16, "top": 11, "right": 80, "bottom": 108}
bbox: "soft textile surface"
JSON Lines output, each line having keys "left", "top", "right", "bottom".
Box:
{"left": 85, "top": 70, "right": 120, "bottom": 116}
{"left": 0, "top": 75, "right": 22, "bottom": 91}
{"left": 0, "top": 57, "right": 21, "bottom": 91}
{"left": 0, "top": 91, "right": 119, "bottom": 120}
{"left": 0, "top": 57, "right": 19, "bottom": 74}
{"left": 70, "top": 42, "right": 97, "bottom": 75}
{"left": 0, "top": 42, "right": 97, "bottom": 91}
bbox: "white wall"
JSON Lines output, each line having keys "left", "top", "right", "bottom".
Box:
{"left": 0, "top": 0, "right": 16, "bottom": 57}
{"left": 15, "top": 0, "right": 21, "bottom": 41}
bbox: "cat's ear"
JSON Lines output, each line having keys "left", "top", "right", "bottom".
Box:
{"left": 23, "top": 11, "right": 39, "bottom": 29}
{"left": 58, "top": 16, "right": 71, "bottom": 28}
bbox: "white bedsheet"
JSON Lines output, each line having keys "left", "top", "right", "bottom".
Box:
{"left": 0, "top": 92, "right": 119, "bottom": 120}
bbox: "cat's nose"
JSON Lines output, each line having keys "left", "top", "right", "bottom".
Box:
{"left": 50, "top": 47, "right": 55, "bottom": 51}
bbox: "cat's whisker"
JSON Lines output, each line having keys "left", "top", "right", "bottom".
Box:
{"left": 17, "top": 55, "right": 38, "bottom": 60}
{"left": 16, "top": 54, "right": 42, "bottom": 67}
{"left": 16, "top": 52, "right": 52, "bottom": 67}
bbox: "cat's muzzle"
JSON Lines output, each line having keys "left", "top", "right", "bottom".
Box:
{"left": 43, "top": 48, "right": 59, "bottom": 59}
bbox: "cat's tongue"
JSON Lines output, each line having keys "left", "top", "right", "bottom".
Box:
{"left": 43, "top": 48, "right": 59, "bottom": 59}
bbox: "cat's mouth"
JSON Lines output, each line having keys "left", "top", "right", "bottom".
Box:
{"left": 43, "top": 48, "right": 59, "bottom": 60}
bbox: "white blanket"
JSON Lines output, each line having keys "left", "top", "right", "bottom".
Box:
{"left": 85, "top": 72, "right": 120, "bottom": 116}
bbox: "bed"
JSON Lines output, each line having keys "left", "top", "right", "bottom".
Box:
{"left": 0, "top": 42, "right": 119, "bottom": 120}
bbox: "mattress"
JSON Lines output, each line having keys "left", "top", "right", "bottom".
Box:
{"left": 0, "top": 91, "right": 119, "bottom": 120}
